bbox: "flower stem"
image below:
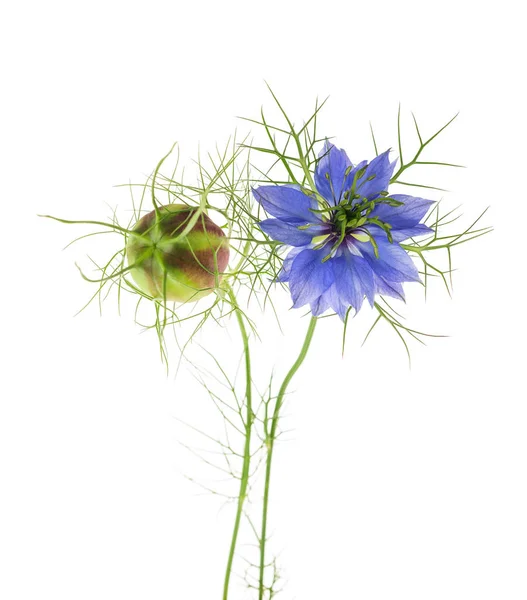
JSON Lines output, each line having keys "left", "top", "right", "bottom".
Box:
{"left": 258, "top": 316, "right": 318, "bottom": 599}
{"left": 223, "top": 285, "right": 253, "bottom": 600}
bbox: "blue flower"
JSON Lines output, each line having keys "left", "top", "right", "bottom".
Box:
{"left": 252, "top": 142, "right": 435, "bottom": 320}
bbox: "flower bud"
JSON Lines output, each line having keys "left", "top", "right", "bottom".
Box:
{"left": 126, "top": 204, "right": 229, "bottom": 302}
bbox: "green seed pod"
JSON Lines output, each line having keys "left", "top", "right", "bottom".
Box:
{"left": 126, "top": 204, "right": 229, "bottom": 302}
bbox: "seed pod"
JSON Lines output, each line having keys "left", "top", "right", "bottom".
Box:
{"left": 126, "top": 204, "right": 229, "bottom": 302}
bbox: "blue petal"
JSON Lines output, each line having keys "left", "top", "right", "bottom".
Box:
{"left": 346, "top": 160, "right": 368, "bottom": 202}
{"left": 355, "top": 150, "right": 396, "bottom": 200}
{"left": 253, "top": 185, "right": 320, "bottom": 222}
{"left": 314, "top": 142, "right": 353, "bottom": 205}
{"left": 323, "top": 284, "right": 349, "bottom": 320}
{"left": 332, "top": 253, "right": 375, "bottom": 313}
{"left": 372, "top": 274, "right": 406, "bottom": 301}
{"left": 310, "top": 291, "right": 331, "bottom": 317}
{"left": 278, "top": 247, "right": 304, "bottom": 282}
{"left": 259, "top": 218, "right": 328, "bottom": 247}
{"left": 370, "top": 194, "right": 434, "bottom": 229}
{"left": 288, "top": 249, "right": 335, "bottom": 308}
{"left": 391, "top": 224, "right": 434, "bottom": 242}
{"left": 308, "top": 282, "right": 350, "bottom": 320}
{"left": 358, "top": 234, "right": 420, "bottom": 284}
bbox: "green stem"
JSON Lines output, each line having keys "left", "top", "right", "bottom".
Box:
{"left": 258, "top": 316, "right": 318, "bottom": 599}
{"left": 223, "top": 285, "right": 253, "bottom": 600}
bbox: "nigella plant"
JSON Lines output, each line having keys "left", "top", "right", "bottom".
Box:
{"left": 43, "top": 88, "right": 490, "bottom": 600}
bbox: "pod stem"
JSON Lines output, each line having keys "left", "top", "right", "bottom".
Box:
{"left": 222, "top": 284, "right": 253, "bottom": 600}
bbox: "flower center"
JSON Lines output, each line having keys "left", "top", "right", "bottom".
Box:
{"left": 311, "top": 192, "right": 404, "bottom": 261}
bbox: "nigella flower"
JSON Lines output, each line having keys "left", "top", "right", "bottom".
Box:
{"left": 253, "top": 142, "right": 435, "bottom": 319}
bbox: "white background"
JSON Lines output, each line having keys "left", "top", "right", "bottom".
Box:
{"left": 1, "top": 1, "right": 526, "bottom": 599}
